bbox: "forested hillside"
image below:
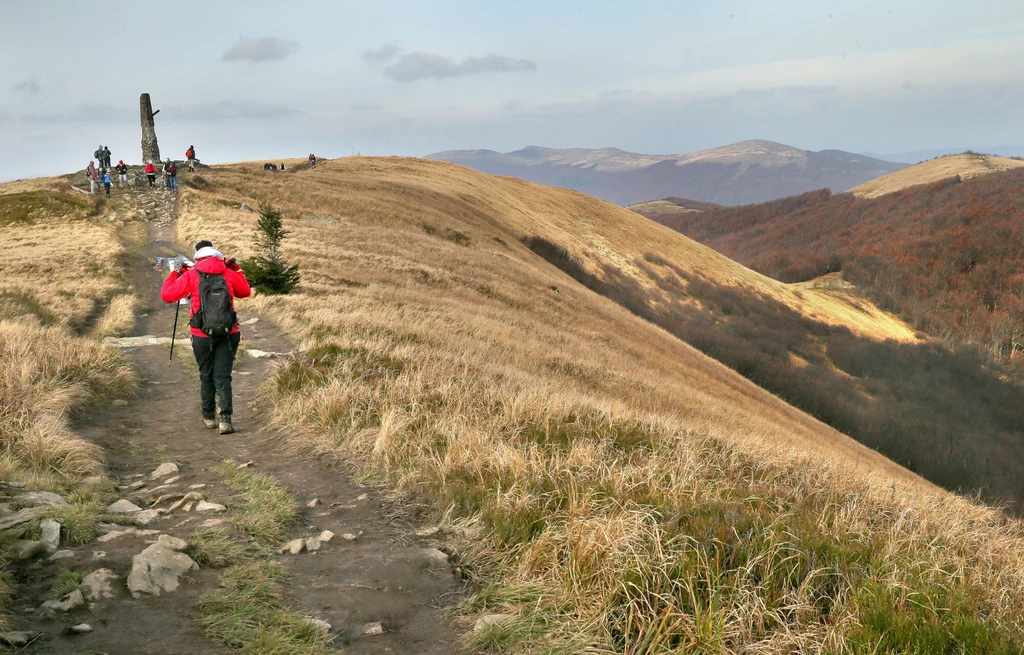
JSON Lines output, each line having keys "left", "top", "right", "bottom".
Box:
{"left": 644, "top": 170, "right": 1024, "bottom": 362}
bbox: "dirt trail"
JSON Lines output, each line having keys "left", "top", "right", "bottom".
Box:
{"left": 20, "top": 191, "right": 464, "bottom": 653}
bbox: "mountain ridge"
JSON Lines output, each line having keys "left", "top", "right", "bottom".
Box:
{"left": 427, "top": 139, "right": 905, "bottom": 205}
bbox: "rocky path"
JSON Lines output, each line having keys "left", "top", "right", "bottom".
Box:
{"left": 8, "top": 190, "right": 464, "bottom": 653}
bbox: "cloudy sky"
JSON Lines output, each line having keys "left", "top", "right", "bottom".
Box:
{"left": 3, "top": 0, "right": 1024, "bottom": 180}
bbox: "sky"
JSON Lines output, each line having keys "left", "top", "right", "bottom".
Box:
{"left": 3, "top": 0, "right": 1024, "bottom": 181}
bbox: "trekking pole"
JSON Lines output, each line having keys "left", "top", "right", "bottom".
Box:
{"left": 169, "top": 298, "right": 181, "bottom": 364}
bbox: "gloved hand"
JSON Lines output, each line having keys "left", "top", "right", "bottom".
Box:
{"left": 225, "top": 257, "right": 240, "bottom": 271}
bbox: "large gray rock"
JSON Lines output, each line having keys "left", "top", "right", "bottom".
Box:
{"left": 0, "top": 506, "right": 46, "bottom": 530}
{"left": 40, "top": 589, "right": 85, "bottom": 613}
{"left": 474, "top": 614, "right": 516, "bottom": 632}
{"left": 14, "top": 540, "right": 47, "bottom": 561}
{"left": 106, "top": 499, "right": 142, "bottom": 514}
{"left": 149, "top": 462, "right": 179, "bottom": 480}
{"left": 82, "top": 568, "right": 118, "bottom": 601}
{"left": 0, "top": 631, "right": 39, "bottom": 647}
{"left": 40, "top": 518, "right": 61, "bottom": 552}
{"left": 17, "top": 490, "right": 70, "bottom": 507}
{"left": 127, "top": 542, "right": 197, "bottom": 597}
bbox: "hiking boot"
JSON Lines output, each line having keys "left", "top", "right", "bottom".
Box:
{"left": 219, "top": 419, "right": 235, "bottom": 435}
{"left": 203, "top": 417, "right": 217, "bottom": 429}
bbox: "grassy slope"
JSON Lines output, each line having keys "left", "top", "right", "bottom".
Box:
{"left": 0, "top": 177, "right": 141, "bottom": 626}
{"left": 175, "top": 158, "right": 1024, "bottom": 652}
{"left": 849, "top": 153, "right": 1024, "bottom": 198}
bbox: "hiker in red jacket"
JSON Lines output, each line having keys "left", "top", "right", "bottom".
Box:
{"left": 161, "top": 240, "right": 251, "bottom": 434}
{"left": 144, "top": 161, "right": 157, "bottom": 187}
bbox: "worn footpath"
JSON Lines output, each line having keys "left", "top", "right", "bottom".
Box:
{"left": 5, "top": 190, "right": 464, "bottom": 654}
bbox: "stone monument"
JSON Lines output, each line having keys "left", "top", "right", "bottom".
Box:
{"left": 140, "top": 93, "right": 161, "bottom": 164}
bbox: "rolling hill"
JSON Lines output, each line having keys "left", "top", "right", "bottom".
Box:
{"left": 849, "top": 153, "right": 1024, "bottom": 198}
{"left": 7, "top": 159, "right": 1024, "bottom": 650}
{"left": 427, "top": 139, "right": 905, "bottom": 206}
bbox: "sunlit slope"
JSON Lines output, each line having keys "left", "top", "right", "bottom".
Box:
{"left": 180, "top": 157, "right": 918, "bottom": 484}
{"left": 850, "top": 153, "right": 1024, "bottom": 198}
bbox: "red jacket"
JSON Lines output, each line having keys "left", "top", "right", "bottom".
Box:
{"left": 161, "top": 257, "right": 251, "bottom": 337}
{"left": 145, "top": 163, "right": 156, "bottom": 174}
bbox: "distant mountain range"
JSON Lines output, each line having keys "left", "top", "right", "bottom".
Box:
{"left": 427, "top": 140, "right": 906, "bottom": 206}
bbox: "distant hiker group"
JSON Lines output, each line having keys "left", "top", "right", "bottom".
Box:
{"left": 86, "top": 143, "right": 193, "bottom": 195}
{"left": 263, "top": 162, "right": 286, "bottom": 171}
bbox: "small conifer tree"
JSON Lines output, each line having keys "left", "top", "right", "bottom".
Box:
{"left": 240, "top": 204, "right": 300, "bottom": 294}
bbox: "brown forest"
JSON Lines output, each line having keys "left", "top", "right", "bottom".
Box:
{"left": 643, "top": 170, "right": 1024, "bottom": 363}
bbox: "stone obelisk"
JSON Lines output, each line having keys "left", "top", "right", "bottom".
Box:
{"left": 140, "top": 93, "right": 161, "bottom": 164}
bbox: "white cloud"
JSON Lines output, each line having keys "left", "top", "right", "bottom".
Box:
{"left": 222, "top": 37, "right": 298, "bottom": 63}
{"left": 362, "top": 44, "right": 400, "bottom": 62}
{"left": 383, "top": 52, "right": 537, "bottom": 82}
{"left": 11, "top": 80, "right": 41, "bottom": 95}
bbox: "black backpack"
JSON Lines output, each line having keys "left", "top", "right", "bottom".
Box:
{"left": 190, "top": 271, "right": 236, "bottom": 338}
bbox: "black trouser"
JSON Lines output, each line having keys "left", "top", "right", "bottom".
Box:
{"left": 147, "top": 174, "right": 155, "bottom": 187}
{"left": 191, "top": 332, "right": 240, "bottom": 419}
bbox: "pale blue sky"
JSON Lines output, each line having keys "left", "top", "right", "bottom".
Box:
{"left": 3, "top": 0, "right": 1024, "bottom": 180}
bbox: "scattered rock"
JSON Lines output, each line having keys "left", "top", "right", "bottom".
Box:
{"left": 133, "top": 509, "right": 165, "bottom": 526}
{"left": 474, "top": 614, "right": 516, "bottom": 632}
{"left": 163, "top": 476, "right": 180, "bottom": 484}
{"left": 127, "top": 542, "right": 198, "bottom": 597}
{"left": 96, "top": 528, "right": 159, "bottom": 543}
{"left": 0, "top": 481, "right": 27, "bottom": 489}
{"left": 118, "top": 480, "right": 147, "bottom": 491}
{"left": 306, "top": 498, "right": 320, "bottom": 508}
{"left": 14, "top": 540, "right": 46, "bottom": 561}
{"left": 248, "top": 349, "right": 289, "bottom": 358}
{"left": 92, "top": 551, "right": 107, "bottom": 559}
{"left": 40, "top": 589, "right": 86, "bottom": 613}
{"left": 49, "top": 549, "right": 75, "bottom": 561}
{"left": 195, "top": 500, "right": 226, "bottom": 513}
{"left": 183, "top": 502, "right": 195, "bottom": 512}
{"left": 359, "top": 622, "right": 385, "bottom": 636}
{"left": 341, "top": 531, "right": 363, "bottom": 541}
{"left": 278, "top": 538, "right": 305, "bottom": 555}
{"left": 106, "top": 499, "right": 142, "bottom": 514}
{"left": 415, "top": 526, "right": 440, "bottom": 538}
{"left": 111, "top": 399, "right": 129, "bottom": 407}
{"left": 239, "top": 203, "right": 253, "bottom": 212}
{"left": 149, "top": 492, "right": 184, "bottom": 507}
{"left": 149, "top": 462, "right": 179, "bottom": 480}
{"left": 102, "top": 335, "right": 172, "bottom": 348}
{"left": 82, "top": 568, "right": 118, "bottom": 601}
{"left": 420, "top": 548, "right": 450, "bottom": 567}
{"left": 305, "top": 617, "right": 332, "bottom": 632}
{"left": 68, "top": 623, "right": 93, "bottom": 635}
{"left": 0, "top": 503, "right": 12, "bottom": 517}
{"left": 188, "top": 483, "right": 207, "bottom": 489}
{"left": 356, "top": 493, "right": 369, "bottom": 502}
{"left": 168, "top": 492, "right": 204, "bottom": 512}
{"left": 40, "top": 518, "right": 61, "bottom": 552}
{"left": 0, "top": 631, "right": 39, "bottom": 647}
{"left": 318, "top": 530, "right": 335, "bottom": 542}
{"left": 237, "top": 460, "right": 254, "bottom": 469}
{"left": 199, "top": 518, "right": 228, "bottom": 528}
{"left": 0, "top": 507, "right": 47, "bottom": 530}
{"left": 304, "top": 537, "right": 322, "bottom": 552}
{"left": 158, "top": 534, "right": 188, "bottom": 551}
{"left": 17, "top": 490, "right": 70, "bottom": 507}
{"left": 241, "top": 317, "right": 260, "bottom": 325}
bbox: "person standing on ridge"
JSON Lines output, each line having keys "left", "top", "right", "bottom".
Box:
{"left": 309, "top": 153, "right": 316, "bottom": 167}
{"left": 163, "top": 158, "right": 177, "bottom": 193}
{"left": 186, "top": 145, "right": 196, "bottom": 172}
{"left": 86, "top": 161, "right": 98, "bottom": 194}
{"left": 161, "top": 240, "right": 251, "bottom": 434}
{"left": 144, "top": 161, "right": 157, "bottom": 188}
{"left": 102, "top": 146, "right": 112, "bottom": 168}
{"left": 115, "top": 160, "right": 128, "bottom": 187}
{"left": 94, "top": 146, "right": 103, "bottom": 166}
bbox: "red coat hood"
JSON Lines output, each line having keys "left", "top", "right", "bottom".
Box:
{"left": 194, "top": 257, "right": 227, "bottom": 274}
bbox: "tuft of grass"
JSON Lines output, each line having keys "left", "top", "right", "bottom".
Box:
{"left": 195, "top": 560, "right": 338, "bottom": 655}
{"left": 46, "top": 503, "right": 103, "bottom": 545}
{"left": 422, "top": 222, "right": 471, "bottom": 246}
{"left": 186, "top": 529, "right": 252, "bottom": 568}
{"left": 92, "top": 293, "right": 138, "bottom": 339}
{"left": 214, "top": 461, "right": 297, "bottom": 544}
{"left": 50, "top": 569, "right": 84, "bottom": 599}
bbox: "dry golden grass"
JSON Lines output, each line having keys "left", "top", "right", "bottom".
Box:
{"left": 849, "top": 153, "right": 1024, "bottom": 198}
{"left": 174, "top": 157, "right": 1024, "bottom": 652}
